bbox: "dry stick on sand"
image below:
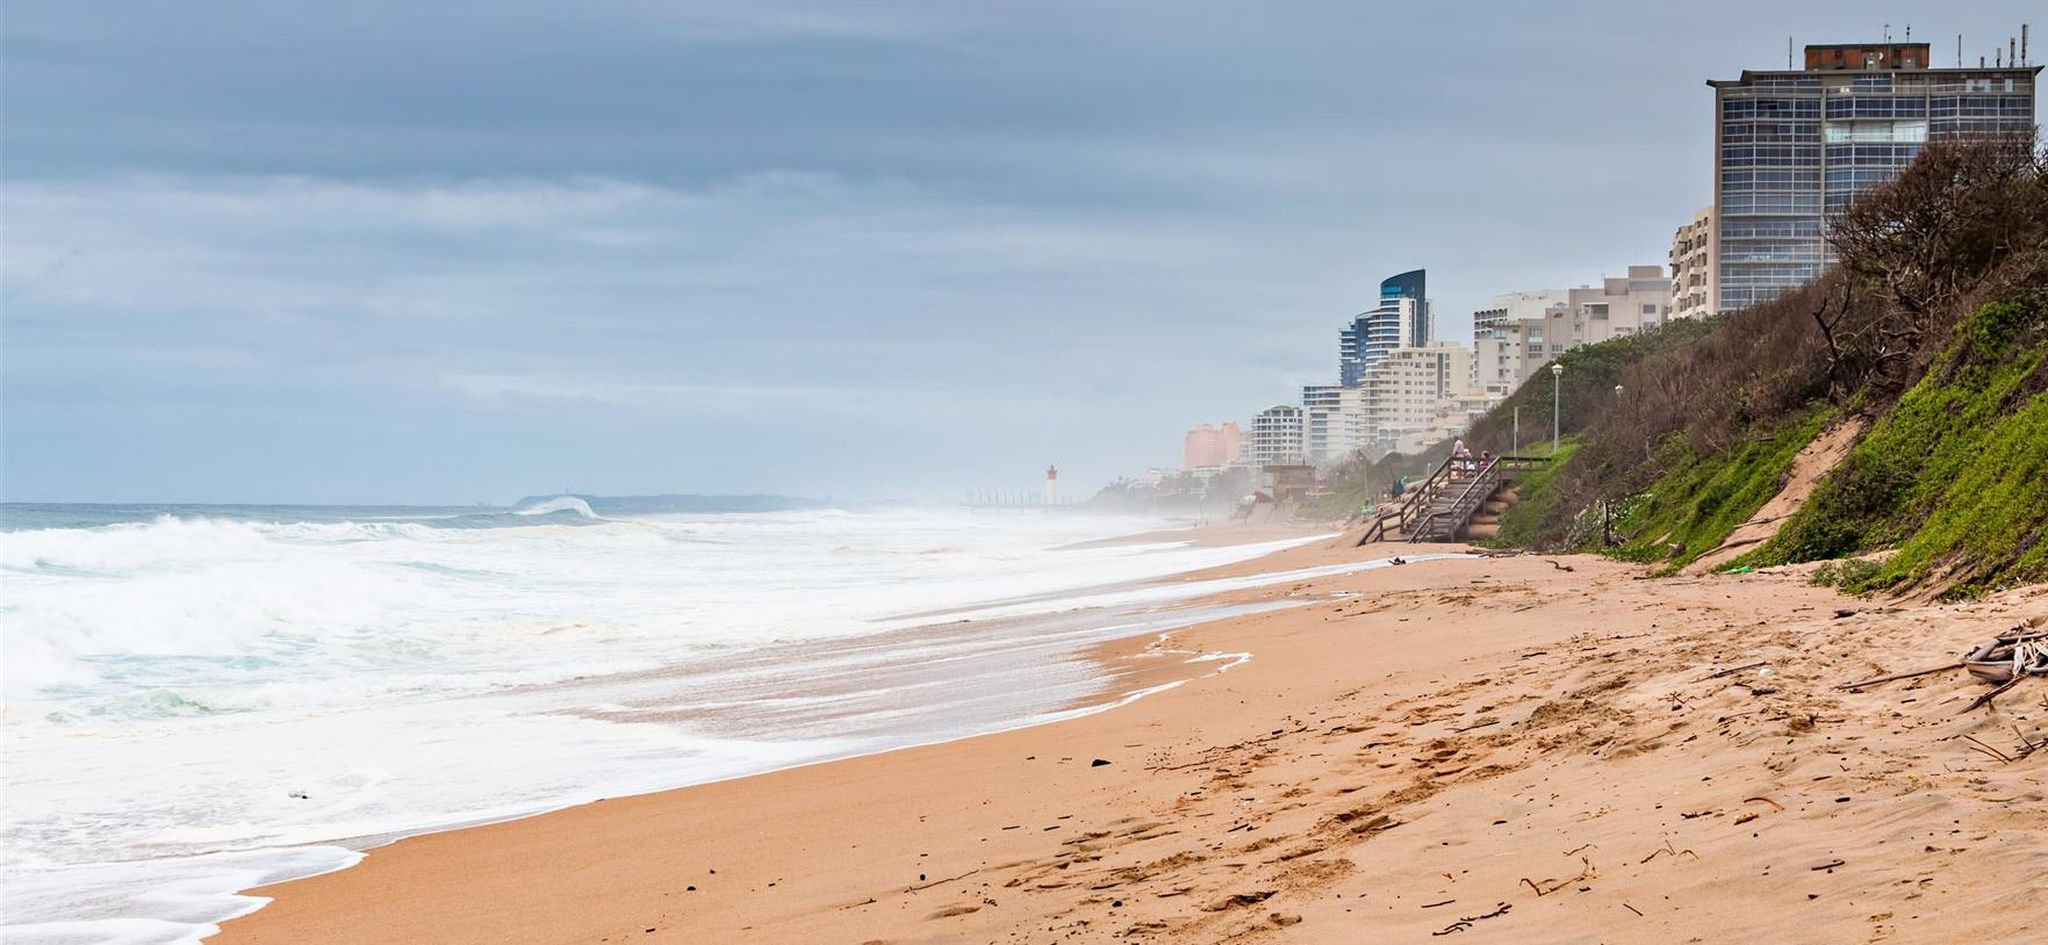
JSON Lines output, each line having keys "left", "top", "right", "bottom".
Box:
{"left": 1639, "top": 840, "right": 1699, "bottom": 864}
{"left": 1836, "top": 662, "right": 1965, "bottom": 690}
{"left": 1705, "top": 660, "right": 1769, "bottom": 679}
{"left": 1959, "top": 676, "right": 2025, "bottom": 715}
{"left": 1431, "top": 902, "right": 1512, "bottom": 936}
{"left": 1960, "top": 734, "right": 2014, "bottom": 764}
{"left": 905, "top": 868, "right": 982, "bottom": 892}
{"left": 1519, "top": 856, "right": 1596, "bottom": 897}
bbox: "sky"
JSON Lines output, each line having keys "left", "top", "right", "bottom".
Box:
{"left": 2, "top": 1, "right": 2039, "bottom": 504}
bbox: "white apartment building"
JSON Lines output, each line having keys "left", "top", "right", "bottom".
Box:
{"left": 1249, "top": 404, "right": 1305, "bottom": 466}
{"left": 1301, "top": 384, "right": 1374, "bottom": 464}
{"left": 1484, "top": 266, "right": 1674, "bottom": 394}
{"left": 1669, "top": 207, "right": 1717, "bottom": 319}
{"left": 1360, "top": 342, "right": 1474, "bottom": 454}
{"left": 1553, "top": 265, "right": 1673, "bottom": 345}
{"left": 1473, "top": 289, "right": 1569, "bottom": 393}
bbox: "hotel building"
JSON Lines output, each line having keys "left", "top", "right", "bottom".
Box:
{"left": 1709, "top": 40, "right": 2039, "bottom": 311}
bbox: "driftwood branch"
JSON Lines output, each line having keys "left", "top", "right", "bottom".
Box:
{"left": 1836, "top": 662, "right": 1964, "bottom": 691}
{"left": 1958, "top": 676, "right": 2024, "bottom": 715}
{"left": 1961, "top": 733, "right": 2014, "bottom": 763}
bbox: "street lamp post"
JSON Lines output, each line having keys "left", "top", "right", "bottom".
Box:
{"left": 1550, "top": 362, "right": 1564, "bottom": 454}
{"left": 1512, "top": 405, "right": 1520, "bottom": 455}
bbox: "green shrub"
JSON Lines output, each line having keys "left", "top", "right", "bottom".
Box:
{"left": 1489, "top": 439, "right": 1582, "bottom": 548}
{"left": 1611, "top": 412, "right": 1831, "bottom": 573}
{"left": 1756, "top": 298, "right": 2048, "bottom": 597}
{"left": 1810, "top": 558, "right": 1882, "bottom": 589}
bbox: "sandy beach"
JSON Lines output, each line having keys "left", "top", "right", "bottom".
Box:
{"left": 214, "top": 537, "right": 2048, "bottom": 944}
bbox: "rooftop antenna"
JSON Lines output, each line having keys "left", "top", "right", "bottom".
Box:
{"left": 2022, "top": 24, "right": 2029, "bottom": 66}
{"left": 1959, "top": 34, "right": 1964, "bottom": 68}
{"left": 2010, "top": 36, "right": 2018, "bottom": 67}
{"left": 1787, "top": 36, "right": 1794, "bottom": 68}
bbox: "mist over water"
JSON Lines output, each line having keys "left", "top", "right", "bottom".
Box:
{"left": 1, "top": 504, "right": 1345, "bottom": 944}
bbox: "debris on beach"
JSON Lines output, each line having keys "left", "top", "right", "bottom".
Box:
{"left": 1957, "top": 628, "right": 2048, "bottom": 714}
{"left": 1836, "top": 624, "right": 2048, "bottom": 715}
{"left": 1962, "top": 629, "right": 2048, "bottom": 684}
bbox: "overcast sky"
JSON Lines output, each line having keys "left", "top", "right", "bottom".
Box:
{"left": 3, "top": 1, "right": 2038, "bottom": 504}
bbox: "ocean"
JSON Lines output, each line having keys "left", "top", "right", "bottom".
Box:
{"left": 0, "top": 502, "right": 1406, "bottom": 943}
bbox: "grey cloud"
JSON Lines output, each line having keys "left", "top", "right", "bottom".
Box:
{"left": 4, "top": 0, "right": 2039, "bottom": 501}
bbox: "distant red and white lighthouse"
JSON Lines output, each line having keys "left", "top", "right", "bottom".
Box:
{"left": 1045, "top": 464, "right": 1058, "bottom": 506}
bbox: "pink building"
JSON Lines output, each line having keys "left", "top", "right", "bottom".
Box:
{"left": 1183, "top": 422, "right": 1241, "bottom": 469}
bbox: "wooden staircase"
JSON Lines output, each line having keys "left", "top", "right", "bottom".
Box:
{"left": 1358, "top": 454, "right": 1550, "bottom": 545}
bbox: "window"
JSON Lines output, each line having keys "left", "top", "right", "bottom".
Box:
{"left": 1641, "top": 303, "right": 1657, "bottom": 315}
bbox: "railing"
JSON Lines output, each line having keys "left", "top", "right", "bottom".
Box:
{"left": 1494, "top": 453, "right": 1554, "bottom": 474}
{"left": 1357, "top": 452, "right": 1553, "bottom": 545}
{"left": 1357, "top": 454, "right": 1455, "bottom": 545}
{"left": 1408, "top": 458, "right": 1504, "bottom": 543}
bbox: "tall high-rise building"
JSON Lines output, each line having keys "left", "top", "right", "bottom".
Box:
{"left": 1709, "top": 40, "right": 2039, "bottom": 311}
{"left": 1339, "top": 269, "right": 1431, "bottom": 386}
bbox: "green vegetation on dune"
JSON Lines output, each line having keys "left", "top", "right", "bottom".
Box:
{"left": 1612, "top": 411, "right": 1831, "bottom": 573}
{"left": 1748, "top": 299, "right": 2048, "bottom": 597}
{"left": 1459, "top": 136, "right": 2048, "bottom": 597}
{"left": 1489, "top": 439, "right": 1579, "bottom": 548}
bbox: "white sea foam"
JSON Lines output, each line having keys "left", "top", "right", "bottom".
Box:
{"left": 0, "top": 507, "right": 1384, "bottom": 943}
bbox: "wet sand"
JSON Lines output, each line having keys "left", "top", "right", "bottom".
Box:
{"left": 214, "top": 542, "right": 2048, "bottom": 944}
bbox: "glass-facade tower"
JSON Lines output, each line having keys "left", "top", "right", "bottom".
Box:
{"left": 1710, "top": 43, "right": 2039, "bottom": 311}
{"left": 1339, "top": 269, "right": 1429, "bottom": 386}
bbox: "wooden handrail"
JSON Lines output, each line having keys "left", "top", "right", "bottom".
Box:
{"left": 1358, "top": 453, "right": 1455, "bottom": 545}
{"left": 1357, "top": 451, "right": 1551, "bottom": 545}
{"left": 1410, "top": 457, "right": 1504, "bottom": 543}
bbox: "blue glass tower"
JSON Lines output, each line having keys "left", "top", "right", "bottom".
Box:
{"left": 1339, "top": 269, "right": 1429, "bottom": 386}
